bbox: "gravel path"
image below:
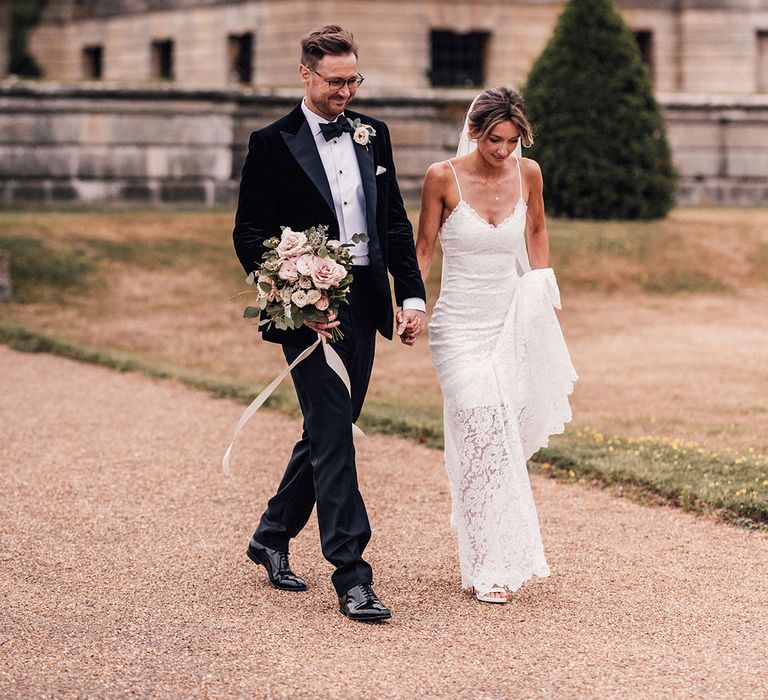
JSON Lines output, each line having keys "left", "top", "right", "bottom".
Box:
{"left": 1, "top": 346, "right": 766, "bottom": 699}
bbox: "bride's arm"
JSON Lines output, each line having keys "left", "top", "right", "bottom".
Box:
{"left": 416, "top": 163, "right": 446, "bottom": 281}
{"left": 524, "top": 159, "right": 550, "bottom": 269}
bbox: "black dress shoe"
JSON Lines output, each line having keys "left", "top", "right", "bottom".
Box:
{"left": 339, "top": 584, "right": 391, "bottom": 622}
{"left": 247, "top": 539, "right": 307, "bottom": 591}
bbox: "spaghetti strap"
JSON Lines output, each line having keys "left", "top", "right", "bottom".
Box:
{"left": 514, "top": 155, "right": 523, "bottom": 201}
{"left": 447, "top": 160, "right": 463, "bottom": 202}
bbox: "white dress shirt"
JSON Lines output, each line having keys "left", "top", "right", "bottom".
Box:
{"left": 301, "top": 100, "right": 369, "bottom": 263}
{"left": 301, "top": 100, "right": 425, "bottom": 313}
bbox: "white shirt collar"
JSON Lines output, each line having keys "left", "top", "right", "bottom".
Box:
{"left": 301, "top": 98, "right": 346, "bottom": 137}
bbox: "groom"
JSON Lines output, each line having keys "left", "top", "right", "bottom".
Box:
{"left": 232, "top": 25, "right": 426, "bottom": 622}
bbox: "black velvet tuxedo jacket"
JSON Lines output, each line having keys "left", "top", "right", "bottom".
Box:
{"left": 233, "top": 103, "right": 426, "bottom": 346}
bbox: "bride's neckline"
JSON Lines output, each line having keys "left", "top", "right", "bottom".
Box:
{"left": 442, "top": 197, "right": 527, "bottom": 232}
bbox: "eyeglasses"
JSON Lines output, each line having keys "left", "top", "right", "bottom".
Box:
{"left": 307, "top": 66, "right": 365, "bottom": 90}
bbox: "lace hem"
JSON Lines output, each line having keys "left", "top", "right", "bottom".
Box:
{"left": 463, "top": 565, "right": 551, "bottom": 595}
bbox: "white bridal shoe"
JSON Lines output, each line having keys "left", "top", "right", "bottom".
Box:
{"left": 474, "top": 585, "right": 509, "bottom": 604}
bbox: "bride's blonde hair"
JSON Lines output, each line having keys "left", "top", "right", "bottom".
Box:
{"left": 468, "top": 87, "right": 534, "bottom": 148}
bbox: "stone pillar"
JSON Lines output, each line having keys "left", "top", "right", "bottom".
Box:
{"left": 0, "top": 0, "right": 10, "bottom": 79}
{"left": 0, "top": 250, "right": 12, "bottom": 301}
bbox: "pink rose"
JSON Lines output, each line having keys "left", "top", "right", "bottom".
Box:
{"left": 296, "top": 254, "right": 314, "bottom": 276}
{"left": 278, "top": 260, "right": 298, "bottom": 282}
{"left": 310, "top": 257, "right": 347, "bottom": 289}
{"left": 315, "top": 293, "right": 330, "bottom": 311}
{"left": 276, "top": 229, "right": 309, "bottom": 259}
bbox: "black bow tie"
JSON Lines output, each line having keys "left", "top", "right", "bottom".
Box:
{"left": 319, "top": 119, "right": 354, "bottom": 141}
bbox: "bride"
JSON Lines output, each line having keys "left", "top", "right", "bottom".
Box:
{"left": 416, "top": 87, "right": 577, "bottom": 604}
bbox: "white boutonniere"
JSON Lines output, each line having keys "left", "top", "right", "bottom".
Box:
{"left": 347, "top": 118, "right": 376, "bottom": 149}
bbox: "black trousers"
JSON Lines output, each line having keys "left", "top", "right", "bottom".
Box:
{"left": 253, "top": 267, "right": 378, "bottom": 595}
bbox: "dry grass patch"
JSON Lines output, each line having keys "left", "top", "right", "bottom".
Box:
{"left": 548, "top": 207, "right": 768, "bottom": 294}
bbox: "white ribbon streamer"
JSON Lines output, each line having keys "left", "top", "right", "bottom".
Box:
{"left": 222, "top": 335, "right": 365, "bottom": 475}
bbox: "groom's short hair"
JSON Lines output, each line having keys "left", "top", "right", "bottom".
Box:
{"left": 300, "top": 25, "right": 359, "bottom": 68}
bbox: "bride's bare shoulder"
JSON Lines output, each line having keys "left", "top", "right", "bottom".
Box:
{"left": 427, "top": 160, "right": 454, "bottom": 175}
{"left": 519, "top": 156, "right": 542, "bottom": 176}
{"left": 424, "top": 160, "right": 454, "bottom": 187}
{"left": 519, "top": 157, "right": 543, "bottom": 184}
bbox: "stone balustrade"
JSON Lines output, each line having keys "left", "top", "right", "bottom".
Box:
{"left": 1, "top": 82, "right": 767, "bottom": 208}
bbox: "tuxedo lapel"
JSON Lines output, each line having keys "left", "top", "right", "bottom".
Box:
{"left": 281, "top": 118, "right": 336, "bottom": 219}
{"left": 352, "top": 130, "right": 378, "bottom": 239}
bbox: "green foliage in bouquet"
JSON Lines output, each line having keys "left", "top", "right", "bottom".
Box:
{"left": 523, "top": 0, "right": 677, "bottom": 219}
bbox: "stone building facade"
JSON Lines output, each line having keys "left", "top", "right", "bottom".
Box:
{"left": 25, "top": 0, "right": 768, "bottom": 96}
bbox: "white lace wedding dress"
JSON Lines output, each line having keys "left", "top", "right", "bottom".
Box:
{"left": 429, "top": 157, "right": 578, "bottom": 594}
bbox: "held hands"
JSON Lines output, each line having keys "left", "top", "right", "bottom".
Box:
{"left": 304, "top": 310, "right": 340, "bottom": 339}
{"left": 305, "top": 309, "right": 424, "bottom": 344}
{"left": 396, "top": 309, "right": 425, "bottom": 346}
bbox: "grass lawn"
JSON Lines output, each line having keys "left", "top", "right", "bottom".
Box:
{"left": 1, "top": 207, "right": 767, "bottom": 527}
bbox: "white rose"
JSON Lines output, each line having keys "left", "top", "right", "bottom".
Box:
{"left": 276, "top": 230, "right": 309, "bottom": 259}
{"left": 298, "top": 275, "right": 313, "bottom": 289}
{"left": 280, "top": 287, "right": 293, "bottom": 302}
{"left": 295, "top": 254, "right": 314, "bottom": 276}
{"left": 353, "top": 126, "right": 370, "bottom": 146}
{"left": 278, "top": 260, "right": 298, "bottom": 282}
{"left": 326, "top": 240, "right": 341, "bottom": 249}
{"left": 291, "top": 290, "right": 309, "bottom": 308}
{"left": 306, "top": 289, "right": 321, "bottom": 304}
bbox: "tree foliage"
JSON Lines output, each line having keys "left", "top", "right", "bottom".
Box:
{"left": 523, "top": 0, "right": 677, "bottom": 219}
{"left": 9, "top": 0, "right": 48, "bottom": 78}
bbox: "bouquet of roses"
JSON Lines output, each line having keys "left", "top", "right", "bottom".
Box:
{"left": 243, "top": 225, "right": 368, "bottom": 342}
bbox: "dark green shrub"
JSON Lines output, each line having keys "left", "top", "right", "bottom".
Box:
{"left": 523, "top": 0, "right": 677, "bottom": 219}
{"left": 9, "top": 0, "right": 47, "bottom": 78}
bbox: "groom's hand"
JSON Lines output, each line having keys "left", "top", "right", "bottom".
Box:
{"left": 397, "top": 309, "right": 424, "bottom": 346}
{"left": 304, "top": 310, "right": 340, "bottom": 339}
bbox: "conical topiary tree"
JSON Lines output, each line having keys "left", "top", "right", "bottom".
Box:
{"left": 523, "top": 0, "right": 677, "bottom": 219}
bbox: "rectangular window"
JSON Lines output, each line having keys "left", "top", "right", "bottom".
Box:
{"left": 228, "top": 32, "right": 254, "bottom": 84}
{"left": 82, "top": 45, "right": 103, "bottom": 80}
{"left": 633, "top": 30, "right": 654, "bottom": 82}
{"left": 429, "top": 30, "right": 489, "bottom": 88}
{"left": 758, "top": 31, "right": 768, "bottom": 92}
{"left": 151, "top": 39, "right": 174, "bottom": 81}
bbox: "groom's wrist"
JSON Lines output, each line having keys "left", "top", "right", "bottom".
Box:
{"left": 401, "top": 297, "right": 426, "bottom": 313}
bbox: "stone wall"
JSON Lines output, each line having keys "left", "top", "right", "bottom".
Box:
{"left": 0, "top": 249, "right": 12, "bottom": 301}
{"left": 1, "top": 82, "right": 768, "bottom": 208}
{"left": 664, "top": 94, "right": 768, "bottom": 205}
{"left": 0, "top": 83, "right": 240, "bottom": 205}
